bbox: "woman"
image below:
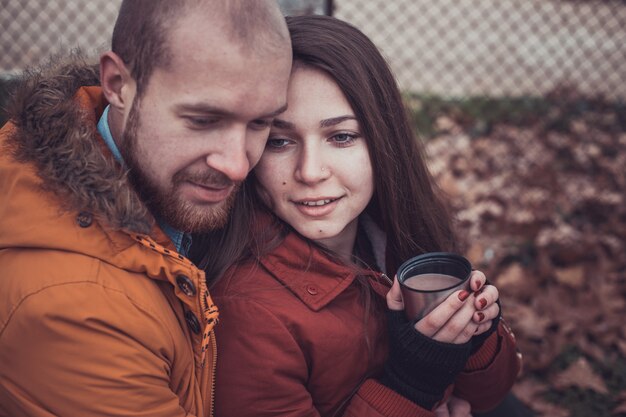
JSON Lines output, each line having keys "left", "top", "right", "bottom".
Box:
{"left": 200, "top": 15, "right": 521, "bottom": 417}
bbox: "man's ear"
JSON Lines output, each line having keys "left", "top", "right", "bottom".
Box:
{"left": 99, "top": 51, "right": 135, "bottom": 111}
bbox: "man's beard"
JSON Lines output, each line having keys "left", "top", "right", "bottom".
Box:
{"left": 120, "top": 102, "right": 239, "bottom": 233}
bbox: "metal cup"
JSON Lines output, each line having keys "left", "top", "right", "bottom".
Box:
{"left": 397, "top": 252, "right": 472, "bottom": 321}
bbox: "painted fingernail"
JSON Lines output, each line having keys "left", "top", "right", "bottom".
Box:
{"left": 479, "top": 298, "right": 487, "bottom": 309}
{"left": 458, "top": 290, "right": 470, "bottom": 301}
{"left": 477, "top": 312, "right": 485, "bottom": 322}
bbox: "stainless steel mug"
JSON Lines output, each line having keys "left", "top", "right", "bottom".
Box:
{"left": 397, "top": 252, "right": 472, "bottom": 321}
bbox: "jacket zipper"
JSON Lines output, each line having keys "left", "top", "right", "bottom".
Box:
{"left": 198, "top": 329, "right": 216, "bottom": 417}
{"left": 206, "top": 330, "right": 217, "bottom": 417}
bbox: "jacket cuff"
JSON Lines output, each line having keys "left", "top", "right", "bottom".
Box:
{"left": 465, "top": 329, "right": 499, "bottom": 371}
{"left": 355, "top": 379, "right": 436, "bottom": 417}
{"left": 454, "top": 322, "right": 522, "bottom": 413}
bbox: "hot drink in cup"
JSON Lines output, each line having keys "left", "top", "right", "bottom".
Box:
{"left": 397, "top": 252, "right": 472, "bottom": 321}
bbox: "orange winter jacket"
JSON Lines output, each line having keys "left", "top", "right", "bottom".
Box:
{"left": 0, "top": 63, "right": 217, "bottom": 417}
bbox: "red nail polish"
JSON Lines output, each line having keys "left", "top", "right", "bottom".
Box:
{"left": 479, "top": 298, "right": 487, "bottom": 309}
{"left": 458, "top": 290, "right": 470, "bottom": 301}
{"left": 477, "top": 312, "right": 485, "bottom": 322}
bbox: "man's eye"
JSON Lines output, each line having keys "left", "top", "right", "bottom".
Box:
{"left": 250, "top": 119, "right": 272, "bottom": 130}
{"left": 184, "top": 116, "right": 219, "bottom": 128}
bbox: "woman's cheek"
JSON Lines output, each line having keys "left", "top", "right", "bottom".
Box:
{"left": 254, "top": 181, "right": 277, "bottom": 211}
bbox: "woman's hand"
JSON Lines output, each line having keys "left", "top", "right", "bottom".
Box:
{"left": 434, "top": 395, "right": 473, "bottom": 417}
{"left": 386, "top": 271, "right": 500, "bottom": 344}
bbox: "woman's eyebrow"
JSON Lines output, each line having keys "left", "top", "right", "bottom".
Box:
{"left": 272, "top": 118, "right": 295, "bottom": 129}
{"left": 272, "top": 115, "right": 357, "bottom": 130}
{"left": 320, "top": 115, "right": 357, "bottom": 128}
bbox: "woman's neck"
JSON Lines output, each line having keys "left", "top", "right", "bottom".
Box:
{"left": 314, "top": 219, "right": 359, "bottom": 265}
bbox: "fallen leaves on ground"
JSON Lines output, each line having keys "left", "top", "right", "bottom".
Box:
{"left": 424, "top": 94, "right": 626, "bottom": 416}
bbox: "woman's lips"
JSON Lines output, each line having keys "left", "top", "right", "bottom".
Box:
{"left": 293, "top": 197, "right": 341, "bottom": 216}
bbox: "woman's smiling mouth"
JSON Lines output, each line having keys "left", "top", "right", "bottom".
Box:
{"left": 293, "top": 197, "right": 342, "bottom": 216}
{"left": 296, "top": 198, "right": 339, "bottom": 207}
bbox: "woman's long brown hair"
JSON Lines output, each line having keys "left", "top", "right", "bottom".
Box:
{"left": 192, "top": 15, "right": 456, "bottom": 286}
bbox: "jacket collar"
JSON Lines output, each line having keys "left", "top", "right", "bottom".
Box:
{"left": 256, "top": 213, "right": 388, "bottom": 312}
{"left": 0, "top": 58, "right": 181, "bottom": 278}
{"left": 4, "top": 59, "right": 154, "bottom": 235}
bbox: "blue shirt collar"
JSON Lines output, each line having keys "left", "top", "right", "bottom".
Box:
{"left": 97, "top": 105, "right": 124, "bottom": 163}
{"left": 96, "top": 105, "right": 190, "bottom": 256}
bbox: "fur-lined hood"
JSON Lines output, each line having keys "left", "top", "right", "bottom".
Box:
{"left": 2, "top": 56, "right": 153, "bottom": 235}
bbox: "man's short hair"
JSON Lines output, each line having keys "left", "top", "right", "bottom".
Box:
{"left": 111, "top": 0, "right": 288, "bottom": 96}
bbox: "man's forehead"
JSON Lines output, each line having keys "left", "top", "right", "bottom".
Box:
{"left": 165, "top": 4, "right": 288, "bottom": 55}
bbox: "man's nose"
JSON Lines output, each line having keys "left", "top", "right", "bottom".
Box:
{"left": 204, "top": 126, "right": 250, "bottom": 182}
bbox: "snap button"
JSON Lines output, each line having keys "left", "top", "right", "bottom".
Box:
{"left": 184, "top": 310, "right": 201, "bottom": 334}
{"left": 306, "top": 285, "right": 318, "bottom": 295}
{"left": 176, "top": 275, "right": 196, "bottom": 297}
{"left": 76, "top": 212, "right": 93, "bottom": 228}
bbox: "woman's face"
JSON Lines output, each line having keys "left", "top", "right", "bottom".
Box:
{"left": 254, "top": 66, "right": 374, "bottom": 255}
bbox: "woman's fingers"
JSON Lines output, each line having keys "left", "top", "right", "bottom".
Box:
{"left": 473, "top": 284, "right": 499, "bottom": 315}
{"left": 447, "top": 395, "right": 473, "bottom": 417}
{"left": 473, "top": 302, "right": 500, "bottom": 335}
{"left": 446, "top": 296, "right": 500, "bottom": 342}
{"left": 434, "top": 292, "right": 479, "bottom": 343}
{"left": 416, "top": 289, "right": 475, "bottom": 341}
{"left": 474, "top": 320, "right": 494, "bottom": 336}
{"left": 386, "top": 276, "right": 404, "bottom": 311}
{"left": 469, "top": 270, "right": 487, "bottom": 292}
{"left": 449, "top": 299, "right": 499, "bottom": 343}
{"left": 434, "top": 401, "right": 451, "bottom": 417}
{"left": 434, "top": 396, "right": 473, "bottom": 417}
{"left": 451, "top": 321, "right": 479, "bottom": 344}
{"left": 473, "top": 301, "right": 500, "bottom": 322}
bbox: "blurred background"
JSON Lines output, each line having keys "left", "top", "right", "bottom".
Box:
{"left": 1, "top": 1, "right": 625, "bottom": 416}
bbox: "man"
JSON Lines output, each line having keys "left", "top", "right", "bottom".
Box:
{"left": 0, "top": 1, "right": 291, "bottom": 416}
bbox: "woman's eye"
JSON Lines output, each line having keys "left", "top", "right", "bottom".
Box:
{"left": 332, "top": 133, "right": 358, "bottom": 146}
{"left": 266, "top": 138, "right": 292, "bottom": 149}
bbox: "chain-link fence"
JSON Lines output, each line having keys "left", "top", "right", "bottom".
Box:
{"left": 2, "top": 0, "right": 625, "bottom": 98}
{"left": 1, "top": 0, "right": 626, "bottom": 128}
{"left": 0, "top": 0, "right": 122, "bottom": 74}
{"left": 334, "top": 0, "right": 626, "bottom": 100}
{"left": 0, "top": 0, "right": 328, "bottom": 74}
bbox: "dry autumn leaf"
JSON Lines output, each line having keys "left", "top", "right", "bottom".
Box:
{"left": 553, "top": 265, "right": 585, "bottom": 289}
{"left": 505, "top": 302, "right": 552, "bottom": 340}
{"left": 551, "top": 357, "right": 609, "bottom": 395}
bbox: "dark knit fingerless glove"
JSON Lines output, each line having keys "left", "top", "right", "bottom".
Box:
{"left": 380, "top": 310, "right": 472, "bottom": 410}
